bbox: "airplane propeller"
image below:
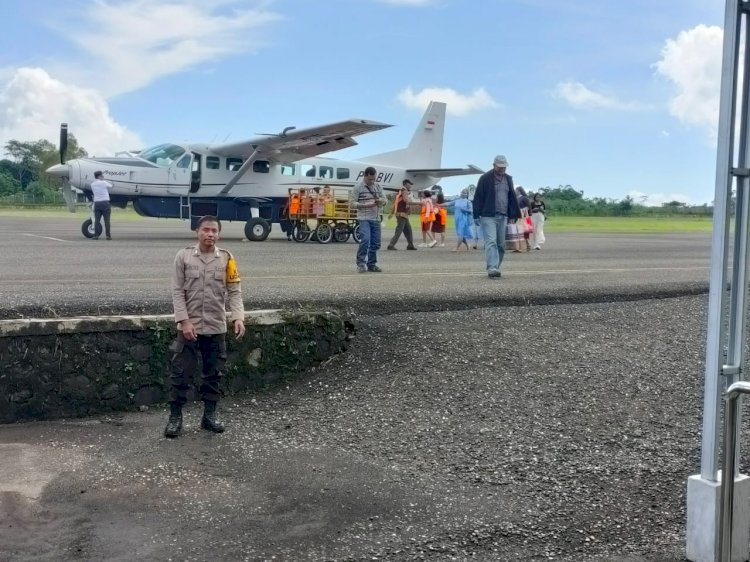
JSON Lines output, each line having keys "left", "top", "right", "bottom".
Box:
{"left": 59, "top": 123, "right": 68, "bottom": 164}
{"left": 58, "top": 122, "right": 76, "bottom": 212}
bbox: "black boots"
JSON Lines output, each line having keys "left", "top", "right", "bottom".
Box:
{"left": 164, "top": 401, "right": 225, "bottom": 437}
{"left": 201, "top": 401, "right": 225, "bottom": 433}
{"left": 164, "top": 403, "right": 183, "bottom": 438}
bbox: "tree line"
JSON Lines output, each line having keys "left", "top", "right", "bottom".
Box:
{"left": 533, "top": 185, "right": 711, "bottom": 217}
{"left": 0, "top": 136, "right": 87, "bottom": 201}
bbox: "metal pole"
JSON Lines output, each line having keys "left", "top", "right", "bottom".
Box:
{"left": 701, "top": 0, "right": 742, "bottom": 482}
{"left": 718, "top": 381, "right": 750, "bottom": 562}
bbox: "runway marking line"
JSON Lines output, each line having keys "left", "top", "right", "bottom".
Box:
{"left": 0, "top": 265, "right": 709, "bottom": 284}
{"left": 21, "top": 233, "right": 67, "bottom": 242}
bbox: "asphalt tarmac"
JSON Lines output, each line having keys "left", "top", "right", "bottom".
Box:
{"left": 0, "top": 214, "right": 710, "bottom": 319}
{"left": 0, "top": 214, "right": 717, "bottom": 561}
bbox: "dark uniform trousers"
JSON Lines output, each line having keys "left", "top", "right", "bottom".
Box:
{"left": 168, "top": 333, "right": 227, "bottom": 405}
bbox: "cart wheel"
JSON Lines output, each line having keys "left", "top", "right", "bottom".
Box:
{"left": 352, "top": 223, "right": 362, "bottom": 244}
{"left": 333, "top": 222, "right": 350, "bottom": 243}
{"left": 315, "top": 222, "right": 333, "bottom": 244}
{"left": 293, "top": 222, "right": 311, "bottom": 242}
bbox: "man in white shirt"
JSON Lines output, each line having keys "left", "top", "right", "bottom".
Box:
{"left": 91, "top": 171, "right": 113, "bottom": 240}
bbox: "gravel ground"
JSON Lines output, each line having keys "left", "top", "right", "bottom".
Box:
{"left": 1, "top": 294, "right": 731, "bottom": 561}
{"left": 230, "top": 296, "right": 708, "bottom": 561}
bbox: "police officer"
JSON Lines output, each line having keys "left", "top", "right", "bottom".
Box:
{"left": 164, "top": 215, "right": 245, "bottom": 438}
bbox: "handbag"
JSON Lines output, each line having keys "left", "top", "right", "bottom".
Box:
{"left": 518, "top": 210, "right": 534, "bottom": 234}
{"left": 505, "top": 222, "right": 521, "bottom": 242}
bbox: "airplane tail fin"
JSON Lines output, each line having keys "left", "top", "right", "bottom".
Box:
{"left": 360, "top": 101, "right": 446, "bottom": 169}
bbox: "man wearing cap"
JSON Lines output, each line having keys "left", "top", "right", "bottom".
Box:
{"left": 472, "top": 155, "right": 522, "bottom": 278}
{"left": 387, "top": 179, "right": 418, "bottom": 251}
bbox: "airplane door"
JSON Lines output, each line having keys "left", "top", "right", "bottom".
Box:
{"left": 169, "top": 154, "right": 192, "bottom": 190}
{"left": 189, "top": 154, "right": 202, "bottom": 193}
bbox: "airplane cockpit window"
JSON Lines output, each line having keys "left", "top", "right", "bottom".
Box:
{"left": 337, "top": 168, "right": 350, "bottom": 180}
{"left": 302, "top": 165, "right": 316, "bottom": 177}
{"left": 280, "top": 163, "right": 296, "bottom": 176}
{"left": 319, "top": 166, "right": 333, "bottom": 179}
{"left": 176, "top": 154, "right": 191, "bottom": 169}
{"left": 206, "top": 156, "right": 220, "bottom": 170}
{"left": 226, "top": 157, "right": 243, "bottom": 171}
{"left": 138, "top": 143, "right": 186, "bottom": 167}
{"left": 253, "top": 160, "right": 270, "bottom": 173}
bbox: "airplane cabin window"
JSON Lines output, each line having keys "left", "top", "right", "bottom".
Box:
{"left": 206, "top": 156, "right": 220, "bottom": 170}
{"left": 253, "top": 160, "right": 270, "bottom": 173}
{"left": 226, "top": 157, "right": 243, "bottom": 171}
{"left": 319, "top": 166, "right": 333, "bottom": 179}
{"left": 302, "top": 165, "right": 316, "bottom": 177}
{"left": 337, "top": 168, "right": 350, "bottom": 180}
{"left": 176, "top": 155, "right": 191, "bottom": 169}
{"left": 280, "top": 163, "right": 296, "bottom": 176}
{"left": 139, "top": 143, "right": 186, "bottom": 167}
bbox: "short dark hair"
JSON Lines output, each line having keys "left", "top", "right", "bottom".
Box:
{"left": 423, "top": 190, "right": 432, "bottom": 198}
{"left": 402, "top": 179, "right": 413, "bottom": 186}
{"left": 364, "top": 166, "right": 377, "bottom": 177}
{"left": 94, "top": 171, "right": 103, "bottom": 179}
{"left": 197, "top": 215, "right": 222, "bottom": 231}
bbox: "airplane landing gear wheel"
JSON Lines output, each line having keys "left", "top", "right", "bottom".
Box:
{"left": 333, "top": 222, "right": 350, "bottom": 243}
{"left": 244, "top": 217, "right": 271, "bottom": 241}
{"left": 82, "top": 218, "right": 101, "bottom": 239}
{"left": 352, "top": 223, "right": 362, "bottom": 244}
{"left": 315, "top": 222, "right": 333, "bottom": 244}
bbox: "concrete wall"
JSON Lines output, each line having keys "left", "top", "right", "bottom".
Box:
{"left": 0, "top": 310, "right": 351, "bottom": 423}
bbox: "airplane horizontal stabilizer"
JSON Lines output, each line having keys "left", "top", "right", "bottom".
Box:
{"left": 406, "top": 164, "right": 484, "bottom": 179}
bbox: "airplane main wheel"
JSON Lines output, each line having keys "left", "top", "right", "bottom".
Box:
{"left": 81, "top": 218, "right": 102, "bottom": 239}
{"left": 352, "top": 223, "right": 362, "bottom": 244}
{"left": 244, "top": 218, "right": 271, "bottom": 242}
{"left": 333, "top": 222, "right": 350, "bottom": 243}
{"left": 315, "top": 222, "right": 333, "bottom": 244}
{"left": 293, "top": 222, "right": 311, "bottom": 242}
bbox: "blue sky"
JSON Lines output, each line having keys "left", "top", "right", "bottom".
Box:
{"left": 0, "top": 0, "right": 726, "bottom": 205}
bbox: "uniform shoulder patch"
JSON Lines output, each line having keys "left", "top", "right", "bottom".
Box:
{"left": 222, "top": 250, "right": 241, "bottom": 284}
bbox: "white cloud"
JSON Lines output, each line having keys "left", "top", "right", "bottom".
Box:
{"left": 0, "top": 68, "right": 141, "bottom": 157}
{"left": 654, "top": 24, "right": 723, "bottom": 142}
{"left": 397, "top": 87, "right": 498, "bottom": 116}
{"left": 628, "top": 190, "right": 701, "bottom": 207}
{"left": 553, "top": 81, "right": 644, "bottom": 111}
{"left": 0, "top": 1, "right": 282, "bottom": 158}
{"left": 61, "top": 0, "right": 282, "bottom": 96}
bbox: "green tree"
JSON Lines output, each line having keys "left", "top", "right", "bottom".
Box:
{"left": 25, "top": 180, "right": 60, "bottom": 202}
{"left": 615, "top": 195, "right": 634, "bottom": 216}
{"left": 0, "top": 172, "right": 21, "bottom": 196}
{"left": 0, "top": 159, "right": 26, "bottom": 191}
{"left": 3, "top": 135, "right": 87, "bottom": 189}
{"left": 662, "top": 200, "right": 686, "bottom": 209}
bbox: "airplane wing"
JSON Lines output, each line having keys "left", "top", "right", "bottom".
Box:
{"left": 211, "top": 119, "right": 392, "bottom": 162}
{"left": 406, "top": 165, "right": 484, "bottom": 178}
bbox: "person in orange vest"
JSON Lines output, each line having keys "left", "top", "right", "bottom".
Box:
{"left": 431, "top": 190, "right": 448, "bottom": 247}
{"left": 387, "top": 179, "right": 417, "bottom": 250}
{"left": 419, "top": 190, "right": 437, "bottom": 247}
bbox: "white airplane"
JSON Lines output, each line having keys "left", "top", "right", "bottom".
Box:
{"left": 46, "top": 101, "right": 482, "bottom": 241}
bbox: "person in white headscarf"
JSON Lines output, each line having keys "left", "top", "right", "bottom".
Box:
{"left": 444, "top": 188, "right": 473, "bottom": 252}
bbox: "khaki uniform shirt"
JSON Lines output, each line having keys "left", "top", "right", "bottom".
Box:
{"left": 172, "top": 245, "right": 244, "bottom": 335}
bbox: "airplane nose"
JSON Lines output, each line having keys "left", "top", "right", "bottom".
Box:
{"left": 46, "top": 163, "right": 69, "bottom": 178}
